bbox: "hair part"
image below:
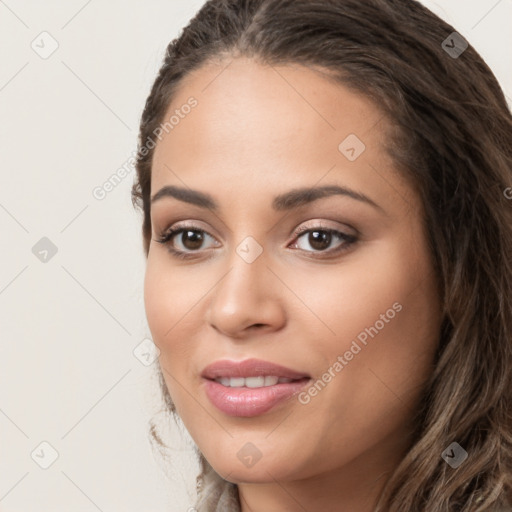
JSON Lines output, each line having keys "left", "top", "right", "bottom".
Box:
{"left": 132, "top": 1, "right": 512, "bottom": 510}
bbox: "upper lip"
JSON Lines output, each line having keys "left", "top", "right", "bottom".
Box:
{"left": 201, "top": 358, "right": 310, "bottom": 380}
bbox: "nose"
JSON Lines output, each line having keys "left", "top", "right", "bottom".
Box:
{"left": 205, "top": 250, "right": 287, "bottom": 339}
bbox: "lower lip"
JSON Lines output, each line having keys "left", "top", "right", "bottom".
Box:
{"left": 203, "top": 378, "right": 311, "bottom": 417}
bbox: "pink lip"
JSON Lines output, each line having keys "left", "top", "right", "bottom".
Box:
{"left": 201, "top": 358, "right": 310, "bottom": 380}
{"left": 201, "top": 358, "right": 311, "bottom": 417}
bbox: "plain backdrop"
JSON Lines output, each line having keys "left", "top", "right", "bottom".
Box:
{"left": 0, "top": 1, "right": 510, "bottom": 511}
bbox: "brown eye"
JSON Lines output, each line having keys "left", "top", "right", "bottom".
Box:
{"left": 177, "top": 230, "right": 206, "bottom": 251}
{"left": 156, "top": 226, "right": 218, "bottom": 258}
{"left": 291, "top": 227, "right": 357, "bottom": 257}
{"left": 303, "top": 230, "right": 333, "bottom": 251}
{"left": 156, "top": 223, "right": 357, "bottom": 260}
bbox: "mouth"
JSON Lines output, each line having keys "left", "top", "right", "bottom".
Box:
{"left": 201, "top": 357, "right": 310, "bottom": 380}
{"left": 200, "top": 358, "right": 311, "bottom": 417}
{"left": 211, "top": 375, "right": 308, "bottom": 388}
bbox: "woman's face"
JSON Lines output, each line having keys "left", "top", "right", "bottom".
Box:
{"left": 145, "top": 57, "right": 442, "bottom": 497}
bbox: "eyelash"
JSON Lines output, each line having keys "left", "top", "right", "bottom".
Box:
{"left": 155, "top": 223, "right": 358, "bottom": 260}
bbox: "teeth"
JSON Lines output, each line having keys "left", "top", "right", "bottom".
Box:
{"left": 214, "top": 376, "right": 297, "bottom": 388}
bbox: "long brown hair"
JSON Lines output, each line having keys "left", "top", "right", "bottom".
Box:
{"left": 131, "top": 1, "right": 512, "bottom": 510}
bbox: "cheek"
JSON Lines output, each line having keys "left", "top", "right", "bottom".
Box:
{"left": 144, "top": 258, "right": 201, "bottom": 418}
{"left": 299, "top": 234, "right": 440, "bottom": 403}
{"left": 290, "top": 245, "right": 440, "bottom": 465}
{"left": 327, "top": 241, "right": 439, "bottom": 398}
{"left": 143, "top": 259, "right": 171, "bottom": 345}
{"left": 143, "top": 254, "right": 199, "bottom": 363}
{"left": 290, "top": 238, "right": 437, "bottom": 350}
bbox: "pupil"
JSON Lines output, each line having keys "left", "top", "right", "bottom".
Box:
{"left": 183, "top": 230, "right": 203, "bottom": 250}
{"left": 310, "top": 231, "right": 331, "bottom": 251}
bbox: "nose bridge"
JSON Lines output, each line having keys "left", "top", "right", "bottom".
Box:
{"left": 206, "top": 235, "right": 286, "bottom": 336}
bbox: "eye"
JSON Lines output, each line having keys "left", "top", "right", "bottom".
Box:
{"left": 289, "top": 224, "right": 357, "bottom": 257}
{"left": 155, "top": 222, "right": 358, "bottom": 260}
{"left": 155, "top": 225, "right": 218, "bottom": 260}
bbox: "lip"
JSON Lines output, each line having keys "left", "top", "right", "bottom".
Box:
{"left": 201, "top": 358, "right": 310, "bottom": 380}
{"left": 201, "top": 358, "right": 311, "bottom": 417}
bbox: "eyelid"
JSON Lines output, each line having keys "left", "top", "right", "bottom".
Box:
{"left": 158, "top": 218, "right": 354, "bottom": 244}
{"left": 157, "top": 220, "right": 218, "bottom": 240}
{"left": 287, "top": 218, "right": 359, "bottom": 249}
{"left": 292, "top": 219, "right": 356, "bottom": 236}
{"left": 163, "top": 221, "right": 220, "bottom": 246}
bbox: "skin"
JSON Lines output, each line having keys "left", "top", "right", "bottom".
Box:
{"left": 144, "top": 57, "right": 443, "bottom": 512}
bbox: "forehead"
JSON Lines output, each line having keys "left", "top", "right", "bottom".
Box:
{"left": 154, "top": 57, "right": 384, "bottom": 156}
{"left": 150, "top": 57, "right": 414, "bottom": 215}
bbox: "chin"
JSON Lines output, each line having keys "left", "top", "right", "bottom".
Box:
{"left": 215, "top": 463, "right": 284, "bottom": 484}
{"left": 203, "top": 446, "right": 309, "bottom": 484}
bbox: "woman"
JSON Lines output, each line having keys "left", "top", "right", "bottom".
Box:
{"left": 131, "top": 0, "right": 512, "bottom": 510}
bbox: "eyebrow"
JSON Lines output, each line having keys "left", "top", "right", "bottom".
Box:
{"left": 150, "top": 184, "right": 384, "bottom": 213}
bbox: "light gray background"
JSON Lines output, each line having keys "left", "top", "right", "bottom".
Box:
{"left": 0, "top": 1, "right": 510, "bottom": 511}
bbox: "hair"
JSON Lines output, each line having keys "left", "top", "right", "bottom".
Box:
{"left": 131, "top": 0, "right": 512, "bottom": 510}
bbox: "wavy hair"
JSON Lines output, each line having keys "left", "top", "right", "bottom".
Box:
{"left": 131, "top": 0, "right": 512, "bottom": 510}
